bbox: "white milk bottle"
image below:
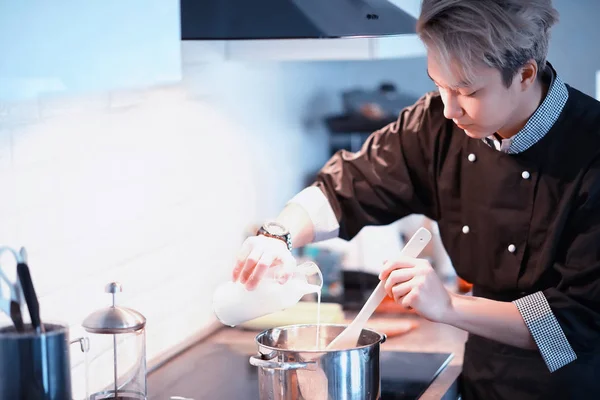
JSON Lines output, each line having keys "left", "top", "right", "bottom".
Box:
{"left": 212, "top": 261, "right": 323, "bottom": 327}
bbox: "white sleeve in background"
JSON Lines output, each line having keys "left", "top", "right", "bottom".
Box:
{"left": 286, "top": 186, "right": 340, "bottom": 242}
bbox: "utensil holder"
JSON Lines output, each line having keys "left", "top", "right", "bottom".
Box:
{"left": 0, "top": 322, "right": 83, "bottom": 400}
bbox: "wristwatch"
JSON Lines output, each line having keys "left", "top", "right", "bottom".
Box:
{"left": 257, "top": 221, "right": 292, "bottom": 251}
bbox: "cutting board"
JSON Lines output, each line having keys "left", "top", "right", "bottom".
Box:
{"left": 238, "top": 301, "right": 345, "bottom": 331}
{"left": 364, "top": 318, "right": 419, "bottom": 340}
{"left": 237, "top": 300, "right": 419, "bottom": 342}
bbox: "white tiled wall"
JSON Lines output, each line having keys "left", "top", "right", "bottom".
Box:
{"left": 0, "top": 84, "right": 265, "bottom": 397}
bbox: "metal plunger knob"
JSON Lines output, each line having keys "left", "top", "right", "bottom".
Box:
{"left": 105, "top": 282, "right": 122, "bottom": 307}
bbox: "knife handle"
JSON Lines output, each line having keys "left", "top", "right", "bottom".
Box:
{"left": 17, "top": 263, "right": 44, "bottom": 334}
{"left": 10, "top": 300, "right": 25, "bottom": 333}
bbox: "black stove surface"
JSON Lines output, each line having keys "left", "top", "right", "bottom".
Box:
{"left": 380, "top": 351, "right": 453, "bottom": 399}
{"left": 148, "top": 343, "right": 453, "bottom": 400}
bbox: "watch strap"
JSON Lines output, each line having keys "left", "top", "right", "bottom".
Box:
{"left": 257, "top": 226, "right": 292, "bottom": 251}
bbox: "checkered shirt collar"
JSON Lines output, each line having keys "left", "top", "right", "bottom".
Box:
{"left": 483, "top": 62, "right": 569, "bottom": 154}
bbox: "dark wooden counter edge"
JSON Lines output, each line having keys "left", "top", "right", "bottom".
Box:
{"left": 147, "top": 316, "right": 466, "bottom": 400}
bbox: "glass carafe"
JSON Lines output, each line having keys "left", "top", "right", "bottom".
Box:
{"left": 212, "top": 261, "right": 323, "bottom": 327}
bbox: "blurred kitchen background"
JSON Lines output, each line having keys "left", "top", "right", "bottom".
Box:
{"left": 1, "top": 0, "right": 600, "bottom": 398}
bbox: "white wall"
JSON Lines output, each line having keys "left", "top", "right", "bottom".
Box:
{"left": 0, "top": 50, "right": 432, "bottom": 397}
{"left": 547, "top": 0, "right": 600, "bottom": 97}
{"left": 596, "top": 70, "right": 600, "bottom": 100}
{"left": 0, "top": 84, "right": 261, "bottom": 397}
{"left": 0, "top": 1, "right": 181, "bottom": 101}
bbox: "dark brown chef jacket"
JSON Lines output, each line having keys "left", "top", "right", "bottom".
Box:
{"left": 312, "top": 72, "right": 600, "bottom": 399}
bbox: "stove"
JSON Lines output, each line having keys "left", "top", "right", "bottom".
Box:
{"left": 380, "top": 351, "right": 453, "bottom": 399}
{"left": 149, "top": 343, "right": 453, "bottom": 400}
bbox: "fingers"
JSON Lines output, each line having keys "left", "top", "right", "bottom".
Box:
{"left": 390, "top": 280, "right": 412, "bottom": 301}
{"left": 379, "top": 256, "right": 420, "bottom": 280}
{"left": 233, "top": 239, "right": 253, "bottom": 281}
{"left": 233, "top": 235, "right": 294, "bottom": 289}
{"left": 383, "top": 269, "right": 414, "bottom": 297}
{"left": 238, "top": 247, "right": 263, "bottom": 285}
{"left": 401, "top": 290, "right": 418, "bottom": 309}
{"left": 246, "top": 253, "right": 275, "bottom": 290}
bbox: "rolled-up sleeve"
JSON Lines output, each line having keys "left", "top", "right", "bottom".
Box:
{"left": 514, "top": 159, "right": 600, "bottom": 372}
{"left": 287, "top": 186, "right": 340, "bottom": 242}
{"left": 301, "top": 93, "right": 442, "bottom": 242}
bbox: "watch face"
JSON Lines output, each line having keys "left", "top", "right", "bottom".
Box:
{"left": 265, "top": 222, "right": 287, "bottom": 235}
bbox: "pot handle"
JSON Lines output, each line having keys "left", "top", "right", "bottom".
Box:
{"left": 70, "top": 337, "right": 90, "bottom": 353}
{"left": 69, "top": 337, "right": 91, "bottom": 400}
{"left": 249, "top": 354, "right": 317, "bottom": 371}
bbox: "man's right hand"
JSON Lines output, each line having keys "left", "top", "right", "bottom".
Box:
{"left": 232, "top": 235, "right": 296, "bottom": 290}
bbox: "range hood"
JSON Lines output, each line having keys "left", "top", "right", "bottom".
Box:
{"left": 181, "top": 0, "right": 417, "bottom": 40}
{"left": 180, "top": 0, "right": 425, "bottom": 62}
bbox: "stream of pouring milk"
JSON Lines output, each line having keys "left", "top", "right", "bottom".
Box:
{"left": 297, "top": 287, "right": 329, "bottom": 400}
{"left": 315, "top": 290, "right": 321, "bottom": 350}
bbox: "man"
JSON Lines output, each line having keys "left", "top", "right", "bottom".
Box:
{"left": 232, "top": 1, "right": 600, "bottom": 398}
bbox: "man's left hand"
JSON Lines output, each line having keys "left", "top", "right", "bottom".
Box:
{"left": 379, "top": 256, "right": 452, "bottom": 322}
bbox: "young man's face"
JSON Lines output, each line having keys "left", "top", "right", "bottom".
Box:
{"left": 427, "top": 54, "right": 523, "bottom": 139}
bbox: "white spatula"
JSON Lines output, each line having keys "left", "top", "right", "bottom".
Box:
{"left": 326, "top": 227, "right": 432, "bottom": 351}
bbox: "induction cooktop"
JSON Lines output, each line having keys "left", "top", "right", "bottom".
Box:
{"left": 148, "top": 344, "right": 453, "bottom": 400}
{"left": 380, "top": 350, "right": 453, "bottom": 399}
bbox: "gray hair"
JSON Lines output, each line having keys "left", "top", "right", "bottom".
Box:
{"left": 417, "top": 0, "right": 559, "bottom": 87}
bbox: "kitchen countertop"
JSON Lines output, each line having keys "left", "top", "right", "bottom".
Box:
{"left": 148, "top": 313, "right": 467, "bottom": 399}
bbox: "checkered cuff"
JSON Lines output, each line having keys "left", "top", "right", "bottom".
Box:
{"left": 514, "top": 291, "right": 577, "bottom": 372}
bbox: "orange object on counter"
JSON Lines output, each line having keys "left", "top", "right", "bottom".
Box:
{"left": 457, "top": 277, "right": 473, "bottom": 293}
{"left": 375, "top": 294, "right": 416, "bottom": 314}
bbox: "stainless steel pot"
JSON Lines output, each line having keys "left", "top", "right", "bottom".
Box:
{"left": 249, "top": 324, "right": 386, "bottom": 400}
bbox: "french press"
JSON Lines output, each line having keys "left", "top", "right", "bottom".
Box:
{"left": 81, "top": 282, "right": 147, "bottom": 400}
